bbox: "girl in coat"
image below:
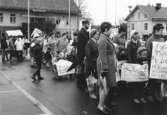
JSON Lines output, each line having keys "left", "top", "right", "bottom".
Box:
{"left": 85, "top": 29, "right": 100, "bottom": 99}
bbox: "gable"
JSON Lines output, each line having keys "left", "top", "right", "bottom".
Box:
{"left": 126, "top": 5, "right": 167, "bottom": 21}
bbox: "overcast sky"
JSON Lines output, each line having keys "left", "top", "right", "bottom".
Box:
{"left": 85, "top": 0, "right": 167, "bottom": 25}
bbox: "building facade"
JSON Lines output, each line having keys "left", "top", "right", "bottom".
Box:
{"left": 125, "top": 4, "right": 167, "bottom": 39}
{"left": 0, "top": 0, "right": 80, "bottom": 35}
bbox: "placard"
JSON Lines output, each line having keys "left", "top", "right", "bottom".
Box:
{"left": 121, "top": 63, "right": 148, "bottom": 82}
{"left": 54, "top": 59, "right": 75, "bottom": 76}
{"left": 150, "top": 42, "right": 167, "bottom": 80}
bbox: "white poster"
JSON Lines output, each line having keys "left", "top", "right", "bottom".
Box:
{"left": 150, "top": 42, "right": 167, "bottom": 80}
{"left": 121, "top": 63, "right": 148, "bottom": 82}
{"left": 54, "top": 59, "right": 75, "bottom": 76}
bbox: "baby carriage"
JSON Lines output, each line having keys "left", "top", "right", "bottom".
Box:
{"left": 52, "top": 45, "right": 76, "bottom": 80}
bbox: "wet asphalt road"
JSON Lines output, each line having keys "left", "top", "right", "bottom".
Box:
{"left": 0, "top": 59, "right": 167, "bottom": 115}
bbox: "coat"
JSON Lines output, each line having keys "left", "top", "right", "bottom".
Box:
{"left": 34, "top": 44, "right": 43, "bottom": 62}
{"left": 127, "top": 40, "right": 141, "bottom": 63}
{"left": 85, "top": 38, "right": 98, "bottom": 75}
{"left": 1, "top": 38, "right": 8, "bottom": 50}
{"left": 77, "top": 28, "right": 89, "bottom": 64}
{"left": 97, "top": 34, "right": 117, "bottom": 88}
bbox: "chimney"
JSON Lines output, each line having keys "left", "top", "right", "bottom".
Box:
{"left": 128, "top": 6, "right": 132, "bottom": 13}
{"left": 155, "top": 3, "right": 161, "bottom": 10}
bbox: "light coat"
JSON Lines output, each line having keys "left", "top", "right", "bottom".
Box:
{"left": 97, "top": 34, "right": 117, "bottom": 88}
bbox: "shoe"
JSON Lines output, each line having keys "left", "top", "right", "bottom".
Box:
{"left": 140, "top": 98, "right": 147, "bottom": 103}
{"left": 111, "top": 102, "right": 119, "bottom": 107}
{"left": 133, "top": 98, "right": 140, "bottom": 104}
{"left": 147, "top": 96, "right": 154, "bottom": 102}
{"left": 103, "top": 105, "right": 112, "bottom": 112}
{"left": 97, "top": 106, "right": 110, "bottom": 115}
{"left": 38, "top": 77, "right": 44, "bottom": 80}
{"left": 32, "top": 76, "right": 36, "bottom": 82}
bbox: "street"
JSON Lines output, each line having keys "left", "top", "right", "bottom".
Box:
{"left": 0, "top": 58, "right": 167, "bottom": 115}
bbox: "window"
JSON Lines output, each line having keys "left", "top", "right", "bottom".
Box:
{"left": 144, "top": 23, "right": 148, "bottom": 30}
{"left": 131, "top": 24, "right": 134, "bottom": 30}
{"left": 138, "top": 12, "right": 141, "bottom": 19}
{"left": 66, "top": 20, "right": 69, "bottom": 25}
{"left": 144, "top": 14, "right": 148, "bottom": 18}
{"left": 10, "top": 13, "right": 16, "bottom": 23}
{"left": 0, "top": 13, "right": 3, "bottom": 22}
{"left": 56, "top": 19, "right": 60, "bottom": 24}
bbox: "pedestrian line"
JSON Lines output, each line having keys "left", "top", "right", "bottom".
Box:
{"left": 0, "top": 71, "right": 55, "bottom": 115}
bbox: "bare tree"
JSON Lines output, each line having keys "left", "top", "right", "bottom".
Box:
{"left": 74, "top": 0, "right": 91, "bottom": 19}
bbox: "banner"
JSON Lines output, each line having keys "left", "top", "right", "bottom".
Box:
{"left": 150, "top": 42, "right": 167, "bottom": 80}
{"left": 121, "top": 63, "right": 148, "bottom": 82}
{"left": 6, "top": 30, "right": 23, "bottom": 36}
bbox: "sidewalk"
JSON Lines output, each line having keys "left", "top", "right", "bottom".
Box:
{"left": 0, "top": 72, "right": 43, "bottom": 115}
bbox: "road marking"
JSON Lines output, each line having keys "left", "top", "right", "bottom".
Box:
{"left": 0, "top": 71, "right": 55, "bottom": 115}
{"left": 0, "top": 89, "right": 19, "bottom": 94}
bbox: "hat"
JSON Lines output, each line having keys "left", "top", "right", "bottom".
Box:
{"left": 130, "top": 30, "right": 138, "bottom": 38}
{"left": 153, "top": 23, "right": 164, "bottom": 30}
{"left": 82, "top": 20, "right": 90, "bottom": 25}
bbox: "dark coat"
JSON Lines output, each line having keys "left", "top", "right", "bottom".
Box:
{"left": 1, "top": 38, "right": 8, "bottom": 50}
{"left": 85, "top": 38, "right": 98, "bottom": 64}
{"left": 77, "top": 28, "right": 89, "bottom": 64}
{"left": 97, "top": 34, "right": 117, "bottom": 88}
{"left": 34, "top": 44, "right": 43, "bottom": 62}
{"left": 85, "top": 38, "right": 98, "bottom": 75}
{"left": 127, "top": 40, "right": 141, "bottom": 63}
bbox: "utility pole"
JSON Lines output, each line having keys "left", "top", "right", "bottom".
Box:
{"left": 105, "top": 0, "right": 108, "bottom": 21}
{"left": 28, "top": 0, "right": 30, "bottom": 40}
{"left": 68, "top": 0, "right": 71, "bottom": 38}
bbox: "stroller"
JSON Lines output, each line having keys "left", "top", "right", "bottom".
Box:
{"left": 52, "top": 45, "right": 76, "bottom": 80}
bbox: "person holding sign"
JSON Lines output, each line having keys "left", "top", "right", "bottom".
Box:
{"left": 146, "top": 23, "right": 165, "bottom": 102}
{"left": 97, "top": 22, "right": 117, "bottom": 114}
{"left": 127, "top": 31, "right": 147, "bottom": 104}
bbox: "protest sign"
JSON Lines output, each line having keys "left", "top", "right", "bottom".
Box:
{"left": 54, "top": 59, "right": 75, "bottom": 76}
{"left": 121, "top": 63, "right": 148, "bottom": 82}
{"left": 150, "top": 42, "right": 167, "bottom": 80}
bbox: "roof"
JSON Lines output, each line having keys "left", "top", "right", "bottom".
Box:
{"left": 0, "top": 0, "right": 80, "bottom": 15}
{"left": 125, "top": 5, "right": 167, "bottom": 21}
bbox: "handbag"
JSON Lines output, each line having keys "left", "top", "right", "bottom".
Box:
{"left": 99, "top": 75, "right": 107, "bottom": 95}
{"left": 86, "top": 74, "right": 98, "bottom": 93}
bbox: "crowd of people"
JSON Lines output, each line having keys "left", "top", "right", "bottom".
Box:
{"left": 0, "top": 33, "right": 30, "bottom": 63}
{"left": 74, "top": 21, "right": 167, "bottom": 114}
{"left": 1, "top": 20, "right": 166, "bottom": 114}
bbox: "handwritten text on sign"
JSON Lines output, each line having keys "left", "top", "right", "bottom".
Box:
{"left": 150, "top": 42, "right": 167, "bottom": 80}
{"left": 121, "top": 63, "right": 148, "bottom": 82}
